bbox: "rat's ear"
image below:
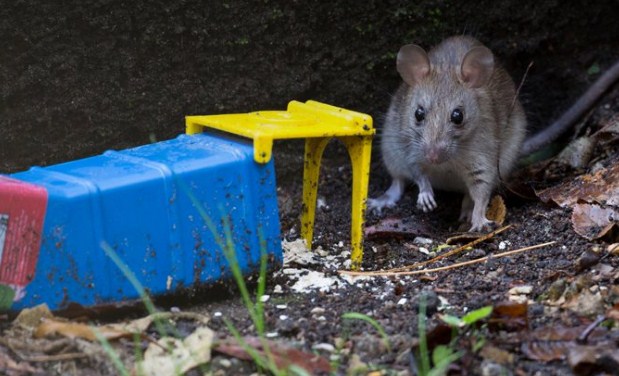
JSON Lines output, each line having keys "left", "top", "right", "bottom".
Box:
{"left": 397, "top": 44, "right": 430, "bottom": 86}
{"left": 460, "top": 46, "right": 494, "bottom": 88}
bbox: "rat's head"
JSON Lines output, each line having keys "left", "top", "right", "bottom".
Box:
{"left": 396, "top": 42, "right": 495, "bottom": 165}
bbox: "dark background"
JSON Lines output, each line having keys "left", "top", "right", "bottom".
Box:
{"left": 1, "top": 0, "right": 618, "bottom": 172}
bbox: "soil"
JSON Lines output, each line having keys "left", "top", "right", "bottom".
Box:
{"left": 1, "top": 1, "right": 619, "bottom": 375}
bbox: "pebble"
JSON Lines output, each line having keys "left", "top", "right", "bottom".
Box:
{"left": 397, "top": 298, "right": 407, "bottom": 305}
{"left": 313, "top": 343, "right": 336, "bottom": 352}
{"left": 276, "top": 304, "right": 287, "bottom": 310}
{"left": 498, "top": 241, "right": 511, "bottom": 250}
{"left": 273, "top": 284, "right": 283, "bottom": 294}
{"left": 509, "top": 285, "right": 533, "bottom": 295}
{"left": 259, "top": 295, "right": 270, "bottom": 302}
{"left": 214, "top": 311, "right": 222, "bottom": 318}
{"left": 481, "top": 360, "right": 513, "bottom": 376}
{"left": 279, "top": 315, "right": 288, "bottom": 320}
{"left": 311, "top": 307, "right": 326, "bottom": 314}
{"left": 218, "top": 359, "right": 232, "bottom": 368}
{"left": 266, "top": 332, "right": 278, "bottom": 338}
{"left": 413, "top": 236, "right": 434, "bottom": 245}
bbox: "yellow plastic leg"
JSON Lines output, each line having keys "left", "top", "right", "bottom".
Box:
{"left": 301, "top": 137, "right": 331, "bottom": 250}
{"left": 340, "top": 135, "right": 373, "bottom": 270}
{"left": 185, "top": 118, "right": 203, "bottom": 135}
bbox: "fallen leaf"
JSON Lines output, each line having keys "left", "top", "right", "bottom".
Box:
{"left": 562, "top": 290, "right": 605, "bottom": 317}
{"left": 555, "top": 136, "right": 597, "bottom": 169}
{"left": 536, "top": 163, "right": 619, "bottom": 208}
{"left": 486, "top": 195, "right": 506, "bottom": 225}
{"left": 34, "top": 318, "right": 128, "bottom": 341}
{"left": 521, "top": 323, "right": 614, "bottom": 363}
{"left": 34, "top": 311, "right": 210, "bottom": 342}
{"left": 215, "top": 336, "right": 331, "bottom": 374}
{"left": 13, "top": 304, "right": 54, "bottom": 330}
{"left": 488, "top": 301, "right": 528, "bottom": 331}
{"left": 572, "top": 203, "right": 619, "bottom": 241}
{"left": 594, "top": 114, "right": 619, "bottom": 143}
{"left": 568, "top": 345, "right": 619, "bottom": 375}
{"left": 480, "top": 344, "right": 514, "bottom": 365}
{"left": 139, "top": 326, "right": 214, "bottom": 376}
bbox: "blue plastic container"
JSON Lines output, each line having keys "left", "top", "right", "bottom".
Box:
{"left": 0, "top": 133, "right": 282, "bottom": 310}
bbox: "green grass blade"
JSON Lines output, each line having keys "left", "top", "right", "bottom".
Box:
{"left": 92, "top": 327, "right": 130, "bottom": 376}
{"left": 341, "top": 312, "right": 391, "bottom": 352}
{"left": 417, "top": 296, "right": 430, "bottom": 376}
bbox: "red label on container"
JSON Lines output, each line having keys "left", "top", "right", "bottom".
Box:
{"left": 0, "top": 176, "right": 48, "bottom": 287}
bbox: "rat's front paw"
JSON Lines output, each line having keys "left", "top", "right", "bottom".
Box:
{"left": 416, "top": 191, "right": 437, "bottom": 213}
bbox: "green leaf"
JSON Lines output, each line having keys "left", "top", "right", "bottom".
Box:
{"left": 429, "top": 345, "right": 462, "bottom": 376}
{"left": 439, "top": 314, "right": 463, "bottom": 328}
{"left": 0, "top": 284, "right": 16, "bottom": 311}
{"left": 461, "top": 306, "right": 493, "bottom": 326}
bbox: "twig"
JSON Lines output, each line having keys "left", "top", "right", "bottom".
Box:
{"left": 577, "top": 315, "right": 606, "bottom": 344}
{"left": 387, "top": 225, "right": 512, "bottom": 272}
{"left": 339, "top": 241, "right": 555, "bottom": 277}
{"left": 23, "top": 353, "right": 89, "bottom": 362}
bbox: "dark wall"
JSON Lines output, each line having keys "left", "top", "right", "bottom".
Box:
{"left": 1, "top": 1, "right": 617, "bottom": 171}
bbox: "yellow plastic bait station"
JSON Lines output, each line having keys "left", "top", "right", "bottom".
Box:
{"left": 186, "top": 100, "right": 374, "bottom": 269}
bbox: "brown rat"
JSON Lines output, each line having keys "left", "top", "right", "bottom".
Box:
{"left": 368, "top": 36, "right": 527, "bottom": 231}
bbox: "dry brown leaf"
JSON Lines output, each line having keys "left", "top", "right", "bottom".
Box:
{"left": 486, "top": 195, "right": 506, "bottom": 225}
{"left": 572, "top": 203, "right": 619, "bottom": 241}
{"left": 12, "top": 304, "right": 54, "bottom": 330}
{"left": 536, "top": 163, "right": 619, "bottom": 208}
{"left": 488, "top": 301, "right": 528, "bottom": 331}
{"left": 479, "top": 344, "right": 515, "bottom": 365}
{"left": 595, "top": 114, "right": 619, "bottom": 143}
{"left": 215, "top": 336, "right": 331, "bottom": 375}
{"left": 34, "top": 318, "right": 129, "bottom": 341}
{"left": 521, "top": 324, "right": 612, "bottom": 363}
{"left": 568, "top": 345, "right": 619, "bottom": 375}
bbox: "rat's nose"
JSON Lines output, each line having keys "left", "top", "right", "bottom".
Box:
{"left": 425, "top": 145, "right": 446, "bottom": 164}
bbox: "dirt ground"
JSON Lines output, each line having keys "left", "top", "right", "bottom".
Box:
{"left": 2, "top": 1, "right": 619, "bottom": 375}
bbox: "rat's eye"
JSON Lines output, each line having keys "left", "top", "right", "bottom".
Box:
{"left": 414, "top": 106, "right": 426, "bottom": 122}
{"left": 450, "top": 108, "right": 464, "bottom": 125}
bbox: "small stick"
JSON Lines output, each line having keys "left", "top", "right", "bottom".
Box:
{"left": 24, "top": 353, "right": 89, "bottom": 362}
{"left": 388, "top": 225, "right": 512, "bottom": 272}
{"left": 577, "top": 314, "right": 606, "bottom": 344}
{"left": 339, "top": 241, "right": 555, "bottom": 277}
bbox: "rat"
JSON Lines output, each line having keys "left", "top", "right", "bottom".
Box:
{"left": 367, "top": 35, "right": 527, "bottom": 232}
